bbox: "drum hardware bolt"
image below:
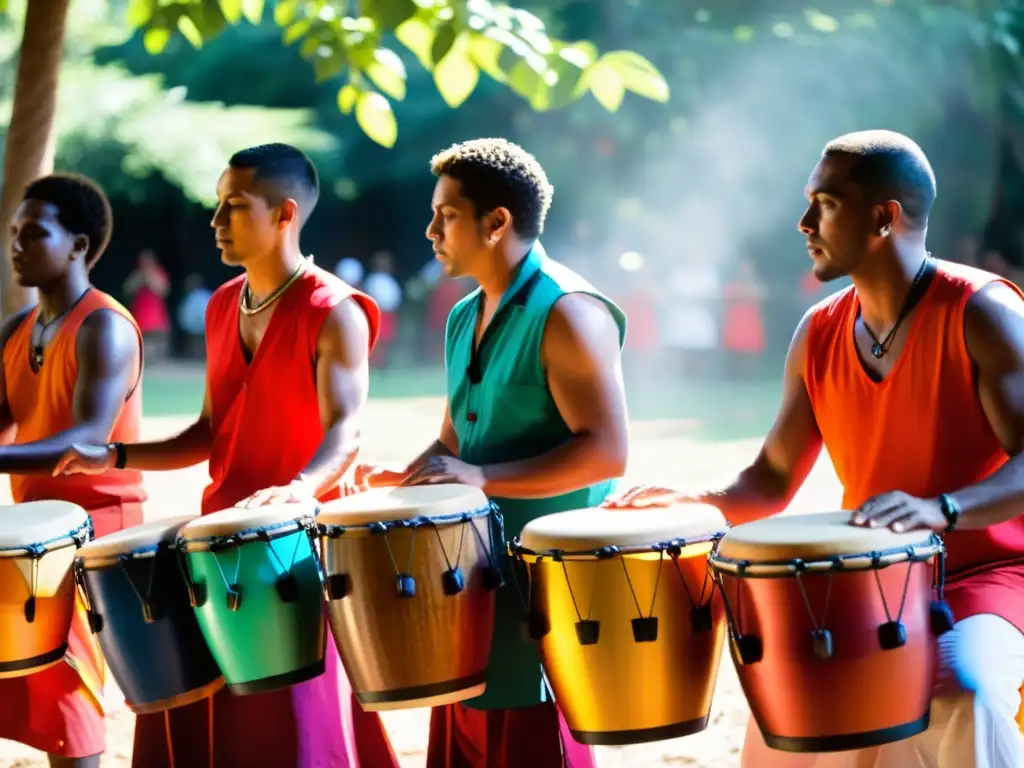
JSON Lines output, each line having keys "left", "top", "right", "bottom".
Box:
{"left": 733, "top": 634, "right": 763, "bottom": 665}
{"left": 141, "top": 599, "right": 162, "bottom": 624}
{"left": 23, "top": 596, "right": 35, "bottom": 624}
{"left": 810, "top": 628, "right": 834, "bottom": 660}
{"left": 667, "top": 544, "right": 682, "bottom": 557}
{"left": 929, "top": 600, "right": 955, "bottom": 636}
{"left": 877, "top": 620, "right": 907, "bottom": 650}
{"left": 442, "top": 567, "right": 465, "bottom": 596}
{"left": 482, "top": 565, "right": 504, "bottom": 591}
{"left": 226, "top": 584, "right": 244, "bottom": 612}
{"left": 325, "top": 573, "right": 351, "bottom": 600}
{"left": 396, "top": 573, "right": 417, "bottom": 598}
{"left": 86, "top": 610, "right": 104, "bottom": 634}
{"left": 275, "top": 575, "right": 301, "bottom": 603}
{"left": 186, "top": 581, "right": 208, "bottom": 608}
{"left": 525, "top": 610, "right": 549, "bottom": 641}
{"left": 574, "top": 619, "right": 600, "bottom": 645}
{"left": 690, "top": 604, "right": 714, "bottom": 633}
{"left": 596, "top": 546, "right": 619, "bottom": 559}
{"left": 631, "top": 616, "right": 659, "bottom": 643}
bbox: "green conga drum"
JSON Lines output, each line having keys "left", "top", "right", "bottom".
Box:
{"left": 176, "top": 503, "right": 325, "bottom": 695}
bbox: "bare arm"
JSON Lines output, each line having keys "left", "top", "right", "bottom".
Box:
{"left": 405, "top": 408, "right": 458, "bottom": 470}
{"left": 476, "top": 293, "right": 628, "bottom": 498}
{"left": 936, "top": 282, "right": 1024, "bottom": 529}
{"left": 0, "top": 307, "right": 33, "bottom": 437}
{"left": 0, "top": 310, "right": 139, "bottom": 473}
{"left": 696, "top": 309, "right": 823, "bottom": 524}
{"left": 120, "top": 387, "right": 212, "bottom": 471}
{"left": 292, "top": 298, "right": 371, "bottom": 496}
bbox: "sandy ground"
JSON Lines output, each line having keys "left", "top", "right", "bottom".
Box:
{"left": 0, "top": 398, "right": 844, "bottom": 767}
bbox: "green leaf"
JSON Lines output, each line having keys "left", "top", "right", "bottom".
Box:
{"left": 337, "top": 84, "right": 359, "bottom": 114}
{"left": 587, "top": 62, "right": 625, "bottom": 112}
{"left": 355, "top": 92, "right": 398, "bottom": 148}
{"left": 177, "top": 15, "right": 204, "bottom": 48}
{"left": 468, "top": 32, "right": 506, "bottom": 82}
{"left": 367, "top": 0, "right": 417, "bottom": 30}
{"left": 506, "top": 58, "right": 544, "bottom": 101}
{"left": 546, "top": 58, "right": 586, "bottom": 109}
{"left": 313, "top": 51, "right": 345, "bottom": 82}
{"left": 283, "top": 19, "right": 312, "bottom": 44}
{"left": 434, "top": 35, "right": 479, "bottom": 108}
{"left": 242, "top": 0, "right": 264, "bottom": 24}
{"left": 366, "top": 48, "right": 407, "bottom": 101}
{"left": 299, "top": 36, "right": 319, "bottom": 58}
{"left": 431, "top": 22, "right": 457, "bottom": 66}
{"left": 143, "top": 27, "right": 172, "bottom": 54}
{"left": 601, "top": 51, "right": 669, "bottom": 103}
{"left": 126, "top": 0, "right": 156, "bottom": 28}
{"left": 273, "top": 0, "right": 300, "bottom": 26}
{"left": 395, "top": 16, "right": 435, "bottom": 70}
{"left": 219, "top": 0, "right": 242, "bottom": 24}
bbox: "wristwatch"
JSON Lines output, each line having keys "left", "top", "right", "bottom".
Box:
{"left": 937, "top": 493, "right": 961, "bottom": 533}
{"left": 109, "top": 442, "right": 127, "bottom": 470}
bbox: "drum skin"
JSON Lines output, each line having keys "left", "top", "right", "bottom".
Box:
{"left": 76, "top": 548, "right": 224, "bottom": 714}
{"left": 321, "top": 514, "right": 496, "bottom": 711}
{"left": 183, "top": 528, "right": 325, "bottom": 695}
{"left": 0, "top": 549, "right": 78, "bottom": 678}
{"left": 718, "top": 560, "right": 936, "bottom": 752}
{"left": 528, "top": 547, "right": 725, "bottom": 745}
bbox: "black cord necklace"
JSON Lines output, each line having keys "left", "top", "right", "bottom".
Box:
{"left": 860, "top": 255, "right": 936, "bottom": 359}
{"left": 30, "top": 287, "right": 92, "bottom": 368}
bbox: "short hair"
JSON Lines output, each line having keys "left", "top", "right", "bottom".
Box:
{"left": 430, "top": 138, "right": 553, "bottom": 241}
{"left": 823, "top": 130, "right": 937, "bottom": 228}
{"left": 229, "top": 143, "right": 320, "bottom": 226}
{"left": 22, "top": 174, "right": 113, "bottom": 269}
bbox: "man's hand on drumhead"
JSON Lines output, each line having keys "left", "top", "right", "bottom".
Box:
{"left": 239, "top": 479, "right": 317, "bottom": 508}
{"left": 52, "top": 443, "right": 116, "bottom": 477}
{"left": 400, "top": 456, "right": 485, "bottom": 489}
{"left": 353, "top": 463, "right": 407, "bottom": 489}
{"left": 851, "top": 491, "right": 947, "bottom": 533}
{"left": 602, "top": 484, "right": 683, "bottom": 508}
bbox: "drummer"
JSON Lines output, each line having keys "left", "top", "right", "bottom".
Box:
{"left": 608, "top": 130, "right": 1024, "bottom": 767}
{"left": 0, "top": 174, "right": 145, "bottom": 766}
{"left": 56, "top": 144, "right": 399, "bottom": 767}
{"left": 354, "top": 138, "right": 629, "bottom": 767}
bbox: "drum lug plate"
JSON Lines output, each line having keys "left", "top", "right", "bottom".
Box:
{"left": 482, "top": 565, "right": 504, "bottom": 591}
{"left": 23, "top": 597, "right": 35, "bottom": 624}
{"left": 734, "top": 634, "right": 763, "bottom": 665}
{"left": 929, "top": 600, "right": 955, "bottom": 636}
{"left": 811, "top": 628, "right": 833, "bottom": 660}
{"left": 631, "top": 616, "right": 659, "bottom": 643}
{"left": 523, "top": 610, "right": 549, "bottom": 641}
{"left": 275, "top": 575, "right": 301, "bottom": 603}
{"left": 396, "top": 573, "right": 417, "bottom": 599}
{"left": 325, "top": 573, "right": 351, "bottom": 600}
{"left": 878, "top": 620, "right": 907, "bottom": 650}
{"left": 226, "top": 584, "right": 243, "bottom": 612}
{"left": 575, "top": 619, "right": 600, "bottom": 645}
{"left": 141, "top": 599, "right": 162, "bottom": 624}
{"left": 87, "top": 610, "right": 104, "bottom": 634}
{"left": 442, "top": 567, "right": 465, "bottom": 596}
{"left": 187, "top": 581, "right": 208, "bottom": 608}
{"left": 690, "top": 603, "right": 713, "bottom": 633}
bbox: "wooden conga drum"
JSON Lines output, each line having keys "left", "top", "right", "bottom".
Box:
{"left": 74, "top": 516, "right": 224, "bottom": 713}
{"left": 709, "top": 511, "right": 945, "bottom": 752}
{"left": 511, "top": 503, "right": 729, "bottom": 745}
{"left": 0, "top": 501, "right": 92, "bottom": 677}
{"left": 317, "top": 485, "right": 502, "bottom": 711}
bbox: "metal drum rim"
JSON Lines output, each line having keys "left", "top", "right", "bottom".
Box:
{"left": 0, "top": 517, "right": 93, "bottom": 560}
{"left": 509, "top": 529, "right": 728, "bottom": 563}
{"left": 176, "top": 515, "right": 317, "bottom": 554}
{"left": 317, "top": 503, "right": 495, "bottom": 539}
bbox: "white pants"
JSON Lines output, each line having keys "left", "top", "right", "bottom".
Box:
{"left": 740, "top": 614, "right": 1024, "bottom": 768}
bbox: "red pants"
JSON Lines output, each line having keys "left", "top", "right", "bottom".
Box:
{"left": 426, "top": 701, "right": 596, "bottom": 768}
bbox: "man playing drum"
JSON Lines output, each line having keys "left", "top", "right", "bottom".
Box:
{"left": 355, "top": 138, "right": 629, "bottom": 767}
{"left": 0, "top": 174, "right": 145, "bottom": 766}
{"left": 608, "top": 130, "right": 1024, "bottom": 767}
{"left": 56, "top": 144, "right": 399, "bottom": 767}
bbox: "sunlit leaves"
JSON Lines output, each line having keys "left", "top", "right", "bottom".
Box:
{"left": 142, "top": 27, "right": 171, "bottom": 54}
{"left": 354, "top": 91, "right": 397, "bottom": 148}
{"left": 366, "top": 48, "right": 407, "bottom": 101}
{"left": 602, "top": 51, "right": 670, "bottom": 103}
{"left": 434, "top": 34, "right": 479, "bottom": 107}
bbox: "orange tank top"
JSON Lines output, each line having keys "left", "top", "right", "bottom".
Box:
{"left": 804, "top": 260, "right": 1024, "bottom": 577}
{"left": 3, "top": 289, "right": 146, "bottom": 508}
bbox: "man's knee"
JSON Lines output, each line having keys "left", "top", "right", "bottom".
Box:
{"left": 938, "top": 615, "right": 1024, "bottom": 715}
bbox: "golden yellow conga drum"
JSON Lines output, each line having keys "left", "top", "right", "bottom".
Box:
{"left": 511, "top": 503, "right": 729, "bottom": 745}
{"left": 0, "top": 500, "right": 92, "bottom": 677}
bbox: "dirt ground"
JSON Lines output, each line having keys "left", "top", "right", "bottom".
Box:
{"left": 0, "top": 398, "right": 844, "bottom": 767}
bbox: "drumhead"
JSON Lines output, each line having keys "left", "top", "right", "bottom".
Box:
{"left": 179, "top": 502, "right": 316, "bottom": 543}
{"left": 715, "top": 511, "right": 935, "bottom": 562}
{"left": 0, "top": 501, "right": 90, "bottom": 555}
{"left": 77, "top": 515, "right": 197, "bottom": 565}
{"left": 518, "top": 503, "right": 727, "bottom": 553}
{"left": 318, "top": 485, "right": 489, "bottom": 527}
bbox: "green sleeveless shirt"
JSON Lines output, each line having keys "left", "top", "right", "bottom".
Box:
{"left": 444, "top": 244, "right": 627, "bottom": 710}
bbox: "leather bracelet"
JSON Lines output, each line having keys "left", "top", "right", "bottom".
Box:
{"left": 938, "top": 493, "right": 961, "bottom": 533}
{"left": 110, "top": 442, "right": 127, "bottom": 470}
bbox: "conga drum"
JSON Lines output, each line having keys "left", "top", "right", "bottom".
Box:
{"left": 510, "top": 503, "right": 729, "bottom": 745}
{"left": 0, "top": 501, "right": 91, "bottom": 677}
{"left": 74, "top": 516, "right": 224, "bottom": 713}
{"left": 177, "top": 503, "right": 324, "bottom": 695}
{"left": 708, "top": 511, "right": 945, "bottom": 752}
{"left": 317, "top": 485, "right": 502, "bottom": 711}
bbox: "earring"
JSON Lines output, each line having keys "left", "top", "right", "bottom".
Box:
{"left": 880, "top": 225, "right": 891, "bottom": 237}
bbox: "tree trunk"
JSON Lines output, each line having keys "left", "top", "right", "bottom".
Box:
{"left": 0, "top": 0, "right": 71, "bottom": 319}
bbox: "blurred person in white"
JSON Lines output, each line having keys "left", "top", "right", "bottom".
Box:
{"left": 663, "top": 251, "right": 722, "bottom": 377}
{"left": 334, "top": 255, "right": 364, "bottom": 286}
{"left": 362, "top": 250, "right": 402, "bottom": 367}
{"left": 176, "top": 273, "right": 211, "bottom": 358}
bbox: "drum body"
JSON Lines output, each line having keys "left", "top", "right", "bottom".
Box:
{"left": 318, "top": 485, "right": 500, "bottom": 711}
{"left": 74, "top": 516, "right": 224, "bottom": 714}
{"left": 512, "top": 504, "right": 729, "bottom": 746}
{"left": 709, "top": 511, "right": 944, "bottom": 753}
{"left": 0, "top": 501, "right": 92, "bottom": 678}
{"left": 178, "top": 504, "right": 325, "bottom": 695}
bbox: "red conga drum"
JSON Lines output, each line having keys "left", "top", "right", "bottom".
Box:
{"left": 709, "top": 511, "right": 945, "bottom": 753}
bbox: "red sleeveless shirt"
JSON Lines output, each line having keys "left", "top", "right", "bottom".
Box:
{"left": 804, "top": 260, "right": 1024, "bottom": 632}
{"left": 201, "top": 265, "right": 380, "bottom": 515}
{"left": 3, "top": 289, "right": 145, "bottom": 508}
